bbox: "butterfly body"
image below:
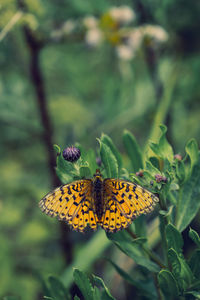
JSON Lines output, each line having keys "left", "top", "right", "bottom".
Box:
{"left": 39, "top": 170, "right": 159, "bottom": 233}
{"left": 93, "top": 173, "right": 104, "bottom": 220}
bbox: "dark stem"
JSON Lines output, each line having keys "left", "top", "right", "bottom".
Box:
{"left": 153, "top": 273, "right": 164, "bottom": 300}
{"left": 159, "top": 192, "right": 170, "bottom": 267}
{"left": 145, "top": 46, "right": 164, "bottom": 103}
{"left": 18, "top": 0, "right": 72, "bottom": 264}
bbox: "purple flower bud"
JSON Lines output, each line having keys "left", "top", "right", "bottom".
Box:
{"left": 63, "top": 146, "right": 81, "bottom": 162}
{"left": 174, "top": 154, "right": 182, "bottom": 161}
{"left": 136, "top": 170, "right": 144, "bottom": 177}
{"left": 96, "top": 157, "right": 102, "bottom": 166}
{"left": 155, "top": 174, "right": 167, "bottom": 183}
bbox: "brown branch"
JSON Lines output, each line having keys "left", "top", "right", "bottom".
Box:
{"left": 18, "top": 0, "right": 72, "bottom": 264}
{"left": 145, "top": 46, "right": 164, "bottom": 102}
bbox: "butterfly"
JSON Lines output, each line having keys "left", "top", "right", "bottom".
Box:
{"left": 39, "top": 169, "right": 159, "bottom": 233}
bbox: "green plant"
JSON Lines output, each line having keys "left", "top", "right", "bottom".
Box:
{"left": 41, "top": 125, "right": 200, "bottom": 300}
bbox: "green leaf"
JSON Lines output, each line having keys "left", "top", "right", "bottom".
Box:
{"left": 176, "top": 155, "right": 200, "bottom": 232}
{"left": 189, "top": 228, "right": 200, "bottom": 248}
{"left": 48, "top": 276, "right": 69, "bottom": 300}
{"left": 107, "top": 259, "right": 156, "bottom": 299}
{"left": 123, "top": 130, "right": 143, "bottom": 172}
{"left": 150, "top": 125, "right": 174, "bottom": 162}
{"left": 93, "top": 275, "right": 115, "bottom": 300}
{"left": 175, "top": 159, "right": 186, "bottom": 183}
{"left": 101, "top": 134, "right": 122, "bottom": 171}
{"left": 74, "top": 296, "right": 81, "bottom": 300}
{"left": 54, "top": 144, "right": 61, "bottom": 155}
{"left": 107, "top": 231, "right": 159, "bottom": 273}
{"left": 149, "top": 156, "right": 160, "bottom": 169}
{"left": 185, "top": 138, "right": 199, "bottom": 173}
{"left": 189, "top": 249, "right": 200, "bottom": 279}
{"left": 145, "top": 160, "right": 160, "bottom": 177}
{"left": 93, "top": 287, "right": 101, "bottom": 300}
{"left": 73, "top": 269, "right": 94, "bottom": 300}
{"left": 98, "top": 139, "right": 118, "bottom": 178}
{"left": 166, "top": 224, "right": 183, "bottom": 254}
{"left": 79, "top": 166, "right": 92, "bottom": 178}
{"left": 77, "top": 145, "right": 98, "bottom": 175}
{"left": 158, "top": 269, "right": 179, "bottom": 299}
{"left": 168, "top": 248, "right": 193, "bottom": 291}
{"left": 133, "top": 215, "right": 147, "bottom": 238}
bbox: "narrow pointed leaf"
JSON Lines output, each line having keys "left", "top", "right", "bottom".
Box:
{"left": 166, "top": 224, "right": 183, "bottom": 254}
{"left": 123, "top": 130, "right": 143, "bottom": 172}
{"left": 101, "top": 134, "right": 122, "bottom": 171}
{"left": 158, "top": 269, "right": 179, "bottom": 298}
{"left": 73, "top": 269, "right": 94, "bottom": 300}
{"left": 107, "top": 231, "right": 159, "bottom": 272}
{"left": 149, "top": 125, "right": 174, "bottom": 162}
{"left": 48, "top": 276, "right": 69, "bottom": 300}
{"left": 98, "top": 139, "right": 118, "bottom": 178}
{"left": 92, "top": 275, "right": 115, "bottom": 300}
{"left": 176, "top": 155, "right": 200, "bottom": 232}
{"left": 175, "top": 160, "right": 185, "bottom": 183}
{"left": 168, "top": 248, "right": 193, "bottom": 291}
{"left": 189, "top": 228, "right": 200, "bottom": 248}
{"left": 107, "top": 259, "right": 156, "bottom": 299}
{"left": 189, "top": 249, "right": 200, "bottom": 279}
{"left": 185, "top": 138, "right": 199, "bottom": 173}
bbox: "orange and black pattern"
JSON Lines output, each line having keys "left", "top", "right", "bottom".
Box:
{"left": 39, "top": 170, "right": 159, "bottom": 233}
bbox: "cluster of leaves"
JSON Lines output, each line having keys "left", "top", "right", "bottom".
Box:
{"left": 40, "top": 124, "right": 200, "bottom": 300}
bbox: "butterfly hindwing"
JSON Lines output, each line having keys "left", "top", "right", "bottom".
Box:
{"left": 99, "top": 197, "right": 131, "bottom": 232}
{"left": 68, "top": 195, "right": 98, "bottom": 232}
{"left": 39, "top": 179, "right": 98, "bottom": 232}
{"left": 103, "top": 178, "right": 159, "bottom": 229}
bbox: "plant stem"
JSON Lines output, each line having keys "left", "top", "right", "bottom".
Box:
{"left": 126, "top": 228, "right": 166, "bottom": 269}
{"left": 159, "top": 192, "right": 170, "bottom": 266}
{"left": 153, "top": 273, "right": 164, "bottom": 300}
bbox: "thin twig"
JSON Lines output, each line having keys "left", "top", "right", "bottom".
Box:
{"left": 17, "top": 0, "right": 73, "bottom": 264}
{"left": 0, "top": 11, "right": 23, "bottom": 42}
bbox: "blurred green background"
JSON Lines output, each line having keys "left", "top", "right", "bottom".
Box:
{"left": 0, "top": 0, "right": 200, "bottom": 299}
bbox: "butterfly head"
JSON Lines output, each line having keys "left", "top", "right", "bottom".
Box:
{"left": 93, "top": 169, "right": 103, "bottom": 178}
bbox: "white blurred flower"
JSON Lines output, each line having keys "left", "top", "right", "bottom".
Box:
{"left": 142, "top": 25, "right": 168, "bottom": 43}
{"left": 83, "top": 16, "right": 98, "bottom": 29}
{"left": 125, "top": 29, "right": 143, "bottom": 51}
{"left": 51, "top": 29, "right": 63, "bottom": 40}
{"left": 85, "top": 28, "right": 103, "bottom": 47}
{"left": 109, "top": 6, "right": 135, "bottom": 24}
{"left": 62, "top": 20, "right": 76, "bottom": 34}
{"left": 116, "top": 45, "right": 135, "bottom": 61}
{"left": 51, "top": 20, "right": 76, "bottom": 41}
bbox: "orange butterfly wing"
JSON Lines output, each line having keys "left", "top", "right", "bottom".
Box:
{"left": 100, "top": 178, "right": 159, "bottom": 232}
{"left": 39, "top": 179, "right": 98, "bottom": 232}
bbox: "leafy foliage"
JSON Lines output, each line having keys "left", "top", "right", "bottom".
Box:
{"left": 1, "top": 0, "right": 200, "bottom": 299}
{"left": 40, "top": 129, "right": 200, "bottom": 299}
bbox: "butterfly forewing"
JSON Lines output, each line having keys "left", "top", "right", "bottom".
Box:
{"left": 102, "top": 178, "right": 159, "bottom": 232}
{"left": 39, "top": 179, "right": 98, "bottom": 232}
